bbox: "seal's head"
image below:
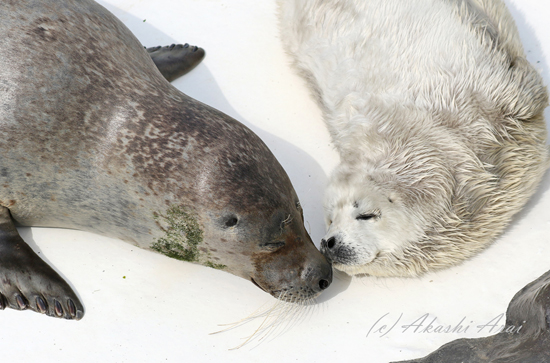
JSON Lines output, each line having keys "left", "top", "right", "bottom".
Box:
{"left": 205, "top": 193, "right": 333, "bottom": 302}
{"left": 193, "top": 128, "right": 332, "bottom": 301}
{"left": 150, "top": 112, "right": 333, "bottom": 302}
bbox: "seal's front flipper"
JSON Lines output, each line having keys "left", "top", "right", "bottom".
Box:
{"left": 146, "top": 43, "right": 206, "bottom": 82}
{"left": 0, "top": 207, "right": 84, "bottom": 320}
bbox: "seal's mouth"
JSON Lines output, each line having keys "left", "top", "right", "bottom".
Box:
{"left": 250, "top": 278, "right": 266, "bottom": 292}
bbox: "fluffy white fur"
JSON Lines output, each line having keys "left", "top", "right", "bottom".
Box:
{"left": 277, "top": 0, "right": 549, "bottom": 276}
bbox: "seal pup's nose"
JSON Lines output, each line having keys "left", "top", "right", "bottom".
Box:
{"left": 320, "top": 236, "right": 340, "bottom": 263}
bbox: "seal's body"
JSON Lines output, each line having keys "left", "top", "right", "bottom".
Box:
{"left": 278, "top": 0, "right": 549, "bottom": 276}
{"left": 0, "top": 0, "right": 331, "bottom": 319}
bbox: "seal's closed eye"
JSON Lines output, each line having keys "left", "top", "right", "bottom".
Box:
{"left": 260, "top": 241, "right": 285, "bottom": 252}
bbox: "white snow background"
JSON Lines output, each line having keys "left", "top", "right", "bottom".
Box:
{"left": 2, "top": 0, "right": 549, "bottom": 362}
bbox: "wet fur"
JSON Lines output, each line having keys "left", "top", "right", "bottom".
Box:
{"left": 277, "top": 0, "right": 549, "bottom": 276}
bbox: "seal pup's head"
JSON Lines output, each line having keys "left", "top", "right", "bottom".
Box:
{"left": 317, "top": 120, "right": 469, "bottom": 277}
{"left": 320, "top": 162, "right": 428, "bottom": 277}
{"left": 317, "top": 104, "right": 541, "bottom": 277}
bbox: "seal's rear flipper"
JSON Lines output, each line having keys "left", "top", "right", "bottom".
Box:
{"left": 0, "top": 207, "right": 84, "bottom": 320}
{"left": 146, "top": 43, "right": 206, "bottom": 82}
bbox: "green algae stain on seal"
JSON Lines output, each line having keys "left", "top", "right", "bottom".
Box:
{"left": 152, "top": 205, "right": 226, "bottom": 270}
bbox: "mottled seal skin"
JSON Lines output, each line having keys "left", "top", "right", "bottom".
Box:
{"left": 394, "top": 270, "right": 550, "bottom": 363}
{"left": 0, "top": 0, "right": 332, "bottom": 319}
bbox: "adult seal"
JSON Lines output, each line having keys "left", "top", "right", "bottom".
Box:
{"left": 0, "top": 0, "right": 332, "bottom": 319}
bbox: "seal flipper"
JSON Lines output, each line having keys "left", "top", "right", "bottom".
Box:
{"left": 0, "top": 207, "right": 84, "bottom": 320}
{"left": 146, "top": 43, "right": 206, "bottom": 82}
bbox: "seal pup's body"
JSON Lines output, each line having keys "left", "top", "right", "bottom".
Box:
{"left": 0, "top": 0, "right": 331, "bottom": 319}
{"left": 278, "top": 0, "right": 549, "bottom": 276}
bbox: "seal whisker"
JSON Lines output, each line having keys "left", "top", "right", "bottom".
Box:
{"left": 210, "top": 300, "right": 280, "bottom": 333}
{"left": 211, "top": 291, "right": 319, "bottom": 349}
{"left": 228, "top": 298, "right": 286, "bottom": 350}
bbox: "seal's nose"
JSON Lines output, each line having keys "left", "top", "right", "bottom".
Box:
{"left": 312, "top": 257, "right": 333, "bottom": 293}
{"left": 318, "top": 276, "right": 331, "bottom": 291}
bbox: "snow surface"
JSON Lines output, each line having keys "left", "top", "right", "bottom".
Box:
{"left": 3, "top": 0, "right": 550, "bottom": 362}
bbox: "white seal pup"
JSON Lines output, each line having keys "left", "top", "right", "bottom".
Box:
{"left": 277, "top": 0, "right": 549, "bottom": 276}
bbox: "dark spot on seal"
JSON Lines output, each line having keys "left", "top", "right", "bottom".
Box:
{"left": 32, "top": 25, "right": 57, "bottom": 43}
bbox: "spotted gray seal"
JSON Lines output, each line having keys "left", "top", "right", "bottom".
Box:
{"left": 0, "top": 0, "right": 332, "bottom": 319}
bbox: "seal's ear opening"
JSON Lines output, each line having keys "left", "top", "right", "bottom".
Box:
{"left": 224, "top": 216, "right": 238, "bottom": 227}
